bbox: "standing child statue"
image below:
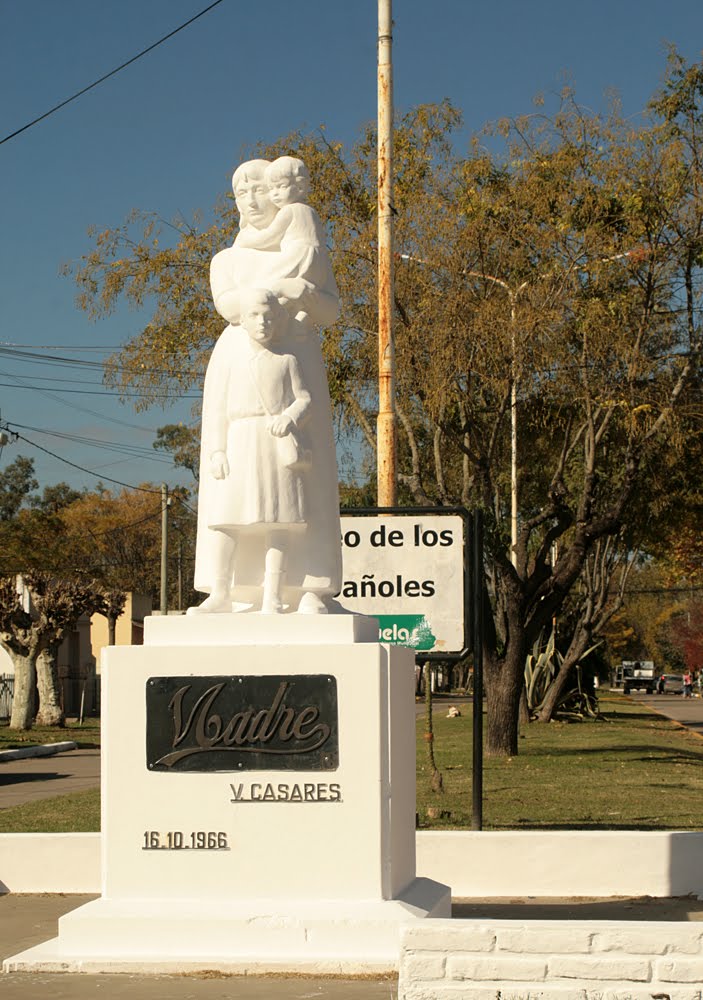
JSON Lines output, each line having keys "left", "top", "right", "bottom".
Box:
{"left": 189, "top": 288, "right": 311, "bottom": 615}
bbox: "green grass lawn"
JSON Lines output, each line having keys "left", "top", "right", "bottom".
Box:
{"left": 0, "top": 789, "right": 99, "bottom": 832}
{"left": 0, "top": 718, "right": 100, "bottom": 751}
{"left": 418, "top": 692, "right": 703, "bottom": 830}
{"left": 2, "top": 694, "right": 703, "bottom": 832}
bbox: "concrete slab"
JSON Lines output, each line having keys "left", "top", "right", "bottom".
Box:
{"left": 0, "top": 895, "right": 397, "bottom": 999}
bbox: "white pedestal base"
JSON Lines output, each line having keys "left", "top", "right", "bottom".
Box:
{"left": 4, "top": 878, "right": 449, "bottom": 975}
{"left": 3, "top": 614, "right": 450, "bottom": 976}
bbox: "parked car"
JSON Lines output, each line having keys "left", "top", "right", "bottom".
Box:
{"left": 663, "top": 674, "right": 684, "bottom": 694}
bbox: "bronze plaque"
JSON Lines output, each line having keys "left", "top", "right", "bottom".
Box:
{"left": 146, "top": 674, "right": 338, "bottom": 772}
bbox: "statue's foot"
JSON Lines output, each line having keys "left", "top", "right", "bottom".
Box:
{"left": 186, "top": 592, "right": 232, "bottom": 615}
{"left": 297, "top": 592, "right": 329, "bottom": 615}
{"left": 261, "top": 596, "right": 284, "bottom": 614}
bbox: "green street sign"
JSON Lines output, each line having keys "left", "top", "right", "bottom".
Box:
{"left": 375, "top": 615, "right": 436, "bottom": 650}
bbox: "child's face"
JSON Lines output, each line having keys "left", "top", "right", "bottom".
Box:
{"left": 268, "top": 174, "right": 298, "bottom": 208}
{"left": 242, "top": 302, "right": 277, "bottom": 346}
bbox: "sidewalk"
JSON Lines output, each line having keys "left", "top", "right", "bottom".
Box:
{"left": 0, "top": 895, "right": 396, "bottom": 999}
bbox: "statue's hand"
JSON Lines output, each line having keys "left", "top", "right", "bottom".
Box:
{"left": 271, "top": 277, "right": 312, "bottom": 307}
{"left": 269, "top": 414, "right": 294, "bottom": 437}
{"left": 210, "top": 450, "right": 229, "bottom": 479}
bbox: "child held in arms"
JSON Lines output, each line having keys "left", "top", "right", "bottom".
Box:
{"left": 235, "top": 156, "right": 327, "bottom": 334}
{"left": 190, "top": 287, "right": 311, "bottom": 616}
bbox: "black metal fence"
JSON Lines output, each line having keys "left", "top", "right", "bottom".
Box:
{"left": 0, "top": 673, "right": 100, "bottom": 721}
{"left": 0, "top": 674, "right": 14, "bottom": 720}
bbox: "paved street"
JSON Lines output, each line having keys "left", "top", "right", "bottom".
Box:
{"left": 0, "top": 748, "right": 100, "bottom": 808}
{"left": 626, "top": 691, "right": 703, "bottom": 735}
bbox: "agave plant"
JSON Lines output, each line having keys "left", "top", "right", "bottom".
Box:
{"left": 524, "top": 628, "right": 602, "bottom": 719}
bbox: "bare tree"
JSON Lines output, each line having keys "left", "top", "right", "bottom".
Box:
{"left": 0, "top": 574, "right": 103, "bottom": 729}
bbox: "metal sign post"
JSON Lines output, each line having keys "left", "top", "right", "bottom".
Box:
{"left": 471, "top": 509, "right": 484, "bottom": 830}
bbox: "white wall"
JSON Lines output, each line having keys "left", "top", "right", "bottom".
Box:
{"left": 3, "top": 830, "right": 703, "bottom": 898}
{"left": 0, "top": 834, "right": 100, "bottom": 894}
{"left": 416, "top": 829, "right": 703, "bottom": 899}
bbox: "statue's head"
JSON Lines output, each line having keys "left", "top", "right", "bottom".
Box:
{"left": 264, "top": 156, "right": 311, "bottom": 209}
{"left": 232, "top": 159, "right": 277, "bottom": 230}
{"left": 239, "top": 288, "right": 287, "bottom": 347}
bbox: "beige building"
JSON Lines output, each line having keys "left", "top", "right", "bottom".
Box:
{"left": 0, "top": 591, "right": 151, "bottom": 719}
{"left": 90, "top": 592, "right": 152, "bottom": 668}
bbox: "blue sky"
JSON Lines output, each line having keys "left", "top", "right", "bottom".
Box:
{"left": 1, "top": 0, "right": 702, "bottom": 494}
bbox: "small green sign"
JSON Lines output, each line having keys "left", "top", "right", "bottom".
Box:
{"left": 376, "top": 615, "right": 436, "bottom": 650}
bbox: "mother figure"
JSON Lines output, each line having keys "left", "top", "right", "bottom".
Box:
{"left": 191, "top": 159, "right": 342, "bottom": 614}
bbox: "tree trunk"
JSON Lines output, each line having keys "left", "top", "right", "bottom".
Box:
{"left": 519, "top": 682, "right": 530, "bottom": 725}
{"left": 108, "top": 614, "right": 117, "bottom": 646}
{"left": 9, "top": 653, "right": 37, "bottom": 730}
{"left": 424, "top": 661, "right": 443, "bottom": 793}
{"left": 534, "top": 625, "right": 592, "bottom": 723}
{"left": 484, "top": 648, "right": 524, "bottom": 757}
{"left": 36, "top": 646, "right": 65, "bottom": 727}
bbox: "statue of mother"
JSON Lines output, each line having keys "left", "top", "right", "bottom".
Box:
{"left": 192, "top": 159, "right": 342, "bottom": 614}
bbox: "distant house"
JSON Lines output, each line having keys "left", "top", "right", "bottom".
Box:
{"left": 0, "top": 590, "right": 151, "bottom": 718}
{"left": 90, "top": 592, "right": 152, "bottom": 666}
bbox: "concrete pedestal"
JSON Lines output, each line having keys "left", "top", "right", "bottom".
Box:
{"left": 4, "top": 614, "right": 449, "bottom": 974}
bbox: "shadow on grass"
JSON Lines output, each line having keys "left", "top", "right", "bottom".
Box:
{"left": 509, "top": 820, "right": 692, "bottom": 830}
{"left": 452, "top": 897, "right": 703, "bottom": 921}
{"left": 525, "top": 744, "right": 703, "bottom": 761}
{"left": 0, "top": 771, "right": 67, "bottom": 788}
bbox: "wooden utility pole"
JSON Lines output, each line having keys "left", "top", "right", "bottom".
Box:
{"left": 160, "top": 483, "right": 169, "bottom": 615}
{"left": 377, "top": 0, "right": 397, "bottom": 507}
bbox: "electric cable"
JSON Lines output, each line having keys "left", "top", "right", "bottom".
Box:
{"left": 13, "top": 431, "right": 163, "bottom": 494}
{"left": 82, "top": 505, "right": 166, "bottom": 539}
{"left": 0, "top": 371, "right": 162, "bottom": 433}
{"left": 0, "top": 380, "right": 200, "bottom": 400}
{"left": 0, "top": 346, "right": 206, "bottom": 380}
{"left": 0, "top": 0, "right": 226, "bottom": 146}
{"left": 171, "top": 493, "right": 198, "bottom": 516}
{"left": 0, "top": 343, "right": 122, "bottom": 351}
{"left": 9, "top": 423, "right": 172, "bottom": 462}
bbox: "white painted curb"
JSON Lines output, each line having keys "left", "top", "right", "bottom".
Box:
{"left": 0, "top": 741, "right": 77, "bottom": 762}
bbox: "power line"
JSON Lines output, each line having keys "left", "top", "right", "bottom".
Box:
{"left": 0, "top": 343, "right": 122, "bottom": 351}
{"left": 0, "top": 0, "right": 227, "bottom": 146}
{"left": 0, "top": 371, "right": 161, "bottom": 433}
{"left": 173, "top": 494, "right": 198, "bottom": 516}
{"left": 83, "top": 505, "right": 165, "bottom": 539}
{"left": 13, "top": 431, "right": 163, "bottom": 495}
{"left": 0, "top": 380, "right": 200, "bottom": 400}
{"left": 7, "top": 423, "right": 174, "bottom": 464}
{"left": 0, "top": 346, "right": 205, "bottom": 380}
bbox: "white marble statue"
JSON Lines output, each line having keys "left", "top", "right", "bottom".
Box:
{"left": 190, "top": 158, "right": 342, "bottom": 615}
